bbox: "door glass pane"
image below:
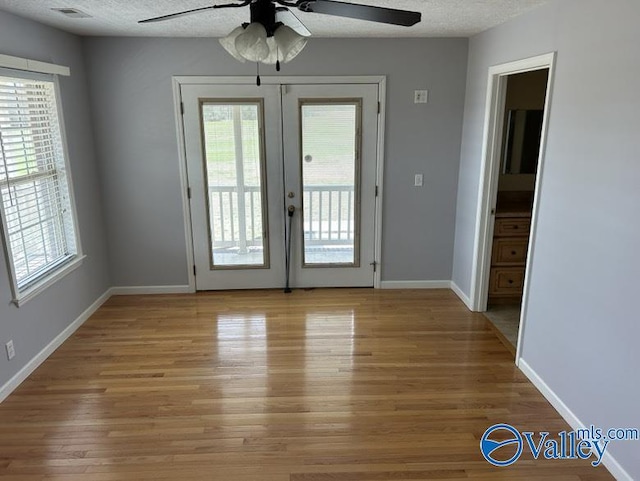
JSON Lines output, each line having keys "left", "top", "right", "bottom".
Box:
{"left": 300, "top": 101, "right": 361, "bottom": 266}
{"left": 201, "top": 101, "right": 268, "bottom": 268}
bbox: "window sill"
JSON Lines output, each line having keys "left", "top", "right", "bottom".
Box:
{"left": 12, "top": 255, "right": 86, "bottom": 307}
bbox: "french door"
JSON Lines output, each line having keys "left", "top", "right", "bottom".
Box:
{"left": 181, "top": 81, "right": 379, "bottom": 290}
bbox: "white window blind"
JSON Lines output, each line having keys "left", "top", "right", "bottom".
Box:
{"left": 0, "top": 74, "right": 78, "bottom": 292}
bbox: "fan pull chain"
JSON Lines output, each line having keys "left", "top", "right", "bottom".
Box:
{"left": 276, "top": 46, "right": 281, "bottom": 72}
{"left": 256, "top": 62, "right": 261, "bottom": 86}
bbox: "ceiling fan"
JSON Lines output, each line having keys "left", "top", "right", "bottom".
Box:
{"left": 139, "top": 1, "right": 421, "bottom": 83}
{"left": 139, "top": 0, "right": 421, "bottom": 28}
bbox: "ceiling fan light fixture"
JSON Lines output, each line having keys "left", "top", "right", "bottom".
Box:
{"left": 235, "top": 22, "right": 270, "bottom": 62}
{"left": 219, "top": 26, "right": 247, "bottom": 63}
{"left": 274, "top": 25, "right": 308, "bottom": 63}
{"left": 141, "top": 0, "right": 421, "bottom": 83}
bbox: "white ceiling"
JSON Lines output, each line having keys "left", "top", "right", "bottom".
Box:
{"left": 0, "top": 0, "right": 550, "bottom": 38}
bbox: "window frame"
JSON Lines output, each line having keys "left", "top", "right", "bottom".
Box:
{"left": 0, "top": 68, "right": 84, "bottom": 307}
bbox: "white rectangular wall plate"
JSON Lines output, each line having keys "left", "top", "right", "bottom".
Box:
{"left": 414, "top": 90, "right": 429, "bottom": 104}
{"left": 6, "top": 340, "right": 15, "bottom": 360}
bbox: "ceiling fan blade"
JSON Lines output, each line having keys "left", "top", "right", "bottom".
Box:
{"left": 138, "top": 6, "right": 218, "bottom": 24}
{"left": 298, "top": 0, "right": 421, "bottom": 27}
{"left": 138, "top": 1, "right": 251, "bottom": 24}
{"left": 276, "top": 8, "right": 312, "bottom": 37}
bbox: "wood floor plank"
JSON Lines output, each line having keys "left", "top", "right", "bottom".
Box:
{"left": 0, "top": 289, "right": 613, "bottom": 480}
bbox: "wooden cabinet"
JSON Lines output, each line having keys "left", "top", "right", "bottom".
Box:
{"left": 488, "top": 213, "right": 531, "bottom": 304}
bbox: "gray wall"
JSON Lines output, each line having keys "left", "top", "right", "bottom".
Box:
{"left": 0, "top": 11, "right": 110, "bottom": 388}
{"left": 452, "top": 0, "right": 640, "bottom": 476}
{"left": 83, "top": 37, "right": 468, "bottom": 285}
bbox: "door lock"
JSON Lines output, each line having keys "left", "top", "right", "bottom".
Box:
{"left": 288, "top": 192, "right": 296, "bottom": 199}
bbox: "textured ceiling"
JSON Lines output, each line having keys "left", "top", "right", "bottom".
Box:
{"left": 0, "top": 0, "right": 551, "bottom": 38}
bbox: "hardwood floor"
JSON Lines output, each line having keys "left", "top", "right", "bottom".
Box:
{"left": 0, "top": 289, "right": 612, "bottom": 480}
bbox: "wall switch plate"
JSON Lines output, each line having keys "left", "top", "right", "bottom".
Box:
{"left": 414, "top": 174, "right": 424, "bottom": 187}
{"left": 414, "top": 90, "right": 429, "bottom": 104}
{"left": 6, "top": 340, "right": 15, "bottom": 360}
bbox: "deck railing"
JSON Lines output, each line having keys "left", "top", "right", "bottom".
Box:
{"left": 303, "top": 185, "right": 355, "bottom": 245}
{"left": 209, "top": 185, "right": 355, "bottom": 252}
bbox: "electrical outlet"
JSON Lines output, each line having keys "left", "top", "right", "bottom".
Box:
{"left": 414, "top": 90, "right": 429, "bottom": 104}
{"left": 414, "top": 174, "right": 424, "bottom": 187}
{"left": 6, "top": 340, "right": 15, "bottom": 360}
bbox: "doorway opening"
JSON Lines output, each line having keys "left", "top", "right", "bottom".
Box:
{"left": 469, "top": 53, "right": 556, "bottom": 361}
{"left": 485, "top": 68, "right": 549, "bottom": 352}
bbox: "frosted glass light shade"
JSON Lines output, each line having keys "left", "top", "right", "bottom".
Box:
{"left": 220, "top": 23, "right": 310, "bottom": 65}
{"left": 219, "top": 26, "right": 247, "bottom": 63}
{"left": 235, "top": 23, "right": 269, "bottom": 62}
{"left": 274, "top": 25, "right": 308, "bottom": 63}
{"left": 262, "top": 37, "right": 278, "bottom": 65}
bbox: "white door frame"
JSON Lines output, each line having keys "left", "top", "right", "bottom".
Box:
{"left": 172, "top": 76, "right": 387, "bottom": 292}
{"left": 468, "top": 53, "right": 556, "bottom": 363}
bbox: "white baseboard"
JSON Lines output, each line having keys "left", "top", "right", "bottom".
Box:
{"left": 380, "top": 280, "right": 451, "bottom": 289}
{"left": 0, "top": 288, "right": 112, "bottom": 403}
{"left": 110, "top": 285, "right": 193, "bottom": 295}
{"left": 519, "top": 359, "right": 632, "bottom": 481}
{"left": 450, "top": 281, "right": 474, "bottom": 310}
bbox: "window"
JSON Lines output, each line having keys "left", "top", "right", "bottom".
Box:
{"left": 0, "top": 72, "right": 81, "bottom": 305}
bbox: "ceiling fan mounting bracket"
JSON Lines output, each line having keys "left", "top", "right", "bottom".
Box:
{"left": 250, "top": 0, "right": 279, "bottom": 36}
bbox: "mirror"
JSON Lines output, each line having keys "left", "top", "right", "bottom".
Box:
{"left": 502, "top": 109, "right": 543, "bottom": 175}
